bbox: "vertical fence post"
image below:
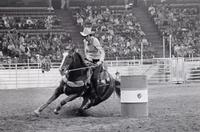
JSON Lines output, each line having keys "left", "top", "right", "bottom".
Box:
{"left": 15, "top": 63, "right": 17, "bottom": 89}
{"left": 116, "top": 57, "right": 118, "bottom": 67}
{"left": 37, "top": 62, "right": 40, "bottom": 88}
{"left": 133, "top": 56, "right": 136, "bottom": 66}
{"left": 27, "top": 58, "right": 30, "bottom": 69}
{"left": 141, "top": 41, "right": 143, "bottom": 65}
{"left": 169, "top": 34, "right": 172, "bottom": 58}
{"left": 120, "top": 75, "right": 148, "bottom": 118}
{"left": 163, "top": 35, "right": 166, "bottom": 58}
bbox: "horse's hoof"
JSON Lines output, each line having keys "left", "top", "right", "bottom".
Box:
{"left": 54, "top": 109, "right": 59, "bottom": 115}
{"left": 76, "top": 109, "right": 84, "bottom": 114}
{"left": 33, "top": 109, "right": 40, "bottom": 117}
{"left": 76, "top": 109, "right": 87, "bottom": 116}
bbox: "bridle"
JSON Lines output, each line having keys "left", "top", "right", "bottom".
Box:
{"left": 62, "top": 51, "right": 97, "bottom": 74}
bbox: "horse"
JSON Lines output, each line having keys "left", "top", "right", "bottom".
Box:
{"left": 34, "top": 48, "right": 120, "bottom": 116}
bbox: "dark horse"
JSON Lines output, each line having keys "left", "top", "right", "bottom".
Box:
{"left": 34, "top": 48, "right": 120, "bottom": 116}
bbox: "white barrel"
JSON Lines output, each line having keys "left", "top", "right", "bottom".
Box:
{"left": 121, "top": 75, "right": 148, "bottom": 118}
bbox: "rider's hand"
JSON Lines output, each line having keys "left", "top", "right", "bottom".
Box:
{"left": 97, "top": 61, "right": 103, "bottom": 66}
{"left": 85, "top": 60, "right": 93, "bottom": 66}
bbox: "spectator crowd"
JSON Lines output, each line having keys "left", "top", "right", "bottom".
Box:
{"left": 0, "top": 8, "right": 74, "bottom": 64}
{"left": 0, "top": 15, "right": 61, "bottom": 30}
{"left": 148, "top": 3, "right": 200, "bottom": 57}
{"left": 0, "top": 29, "right": 73, "bottom": 64}
{"left": 3, "top": 3, "right": 199, "bottom": 64}
{"left": 74, "top": 6, "right": 154, "bottom": 60}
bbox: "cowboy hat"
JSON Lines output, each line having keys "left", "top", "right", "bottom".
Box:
{"left": 80, "top": 27, "right": 94, "bottom": 36}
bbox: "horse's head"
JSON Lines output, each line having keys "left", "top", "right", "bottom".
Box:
{"left": 59, "top": 47, "right": 76, "bottom": 73}
{"left": 59, "top": 47, "right": 88, "bottom": 81}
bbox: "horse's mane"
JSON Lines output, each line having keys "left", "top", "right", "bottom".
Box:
{"left": 73, "top": 52, "right": 87, "bottom": 68}
{"left": 67, "top": 51, "right": 88, "bottom": 81}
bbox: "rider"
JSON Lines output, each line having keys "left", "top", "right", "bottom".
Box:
{"left": 80, "top": 27, "right": 105, "bottom": 100}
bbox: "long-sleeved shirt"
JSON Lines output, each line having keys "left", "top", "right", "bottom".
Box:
{"left": 84, "top": 36, "right": 105, "bottom": 62}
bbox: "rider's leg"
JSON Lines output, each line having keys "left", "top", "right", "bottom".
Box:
{"left": 92, "top": 65, "right": 101, "bottom": 98}
{"left": 54, "top": 94, "right": 79, "bottom": 114}
{"left": 91, "top": 76, "right": 98, "bottom": 99}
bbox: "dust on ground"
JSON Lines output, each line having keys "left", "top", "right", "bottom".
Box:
{"left": 1, "top": 84, "right": 200, "bottom": 132}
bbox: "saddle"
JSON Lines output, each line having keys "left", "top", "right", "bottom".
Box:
{"left": 98, "top": 69, "right": 110, "bottom": 85}
{"left": 84, "top": 60, "right": 110, "bottom": 84}
{"left": 62, "top": 61, "right": 109, "bottom": 89}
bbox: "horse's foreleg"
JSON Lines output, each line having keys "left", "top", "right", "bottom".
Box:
{"left": 34, "top": 88, "right": 61, "bottom": 116}
{"left": 54, "top": 94, "right": 79, "bottom": 114}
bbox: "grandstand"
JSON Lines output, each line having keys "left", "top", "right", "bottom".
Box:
{"left": 0, "top": 0, "right": 200, "bottom": 63}
{"left": 0, "top": 0, "right": 200, "bottom": 84}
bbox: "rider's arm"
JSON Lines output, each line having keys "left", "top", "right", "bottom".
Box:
{"left": 83, "top": 39, "right": 89, "bottom": 59}
{"left": 93, "top": 37, "right": 105, "bottom": 62}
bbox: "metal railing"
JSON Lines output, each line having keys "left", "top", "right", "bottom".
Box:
{"left": 1, "top": 58, "right": 200, "bottom": 89}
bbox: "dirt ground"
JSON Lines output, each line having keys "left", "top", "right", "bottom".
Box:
{"left": 1, "top": 83, "right": 200, "bottom": 132}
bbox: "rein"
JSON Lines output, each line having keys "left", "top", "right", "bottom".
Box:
{"left": 66, "top": 65, "right": 97, "bottom": 73}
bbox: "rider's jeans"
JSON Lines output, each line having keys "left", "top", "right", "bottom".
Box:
{"left": 91, "top": 64, "right": 101, "bottom": 96}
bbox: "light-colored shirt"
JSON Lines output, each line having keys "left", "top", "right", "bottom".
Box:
{"left": 84, "top": 36, "right": 105, "bottom": 62}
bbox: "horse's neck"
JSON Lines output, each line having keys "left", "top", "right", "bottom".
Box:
{"left": 76, "top": 53, "right": 87, "bottom": 67}
{"left": 67, "top": 52, "right": 88, "bottom": 82}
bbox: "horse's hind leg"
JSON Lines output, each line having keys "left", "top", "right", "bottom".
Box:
{"left": 82, "top": 101, "right": 93, "bottom": 110}
{"left": 77, "top": 97, "right": 89, "bottom": 113}
{"left": 54, "top": 94, "right": 79, "bottom": 114}
{"left": 34, "top": 87, "right": 62, "bottom": 116}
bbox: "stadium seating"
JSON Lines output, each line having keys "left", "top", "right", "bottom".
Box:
{"left": 148, "top": 3, "right": 200, "bottom": 57}
{"left": 72, "top": 6, "right": 155, "bottom": 60}
{"left": 0, "top": 7, "right": 72, "bottom": 64}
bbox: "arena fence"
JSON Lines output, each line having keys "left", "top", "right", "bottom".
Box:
{"left": 0, "top": 57, "right": 200, "bottom": 89}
